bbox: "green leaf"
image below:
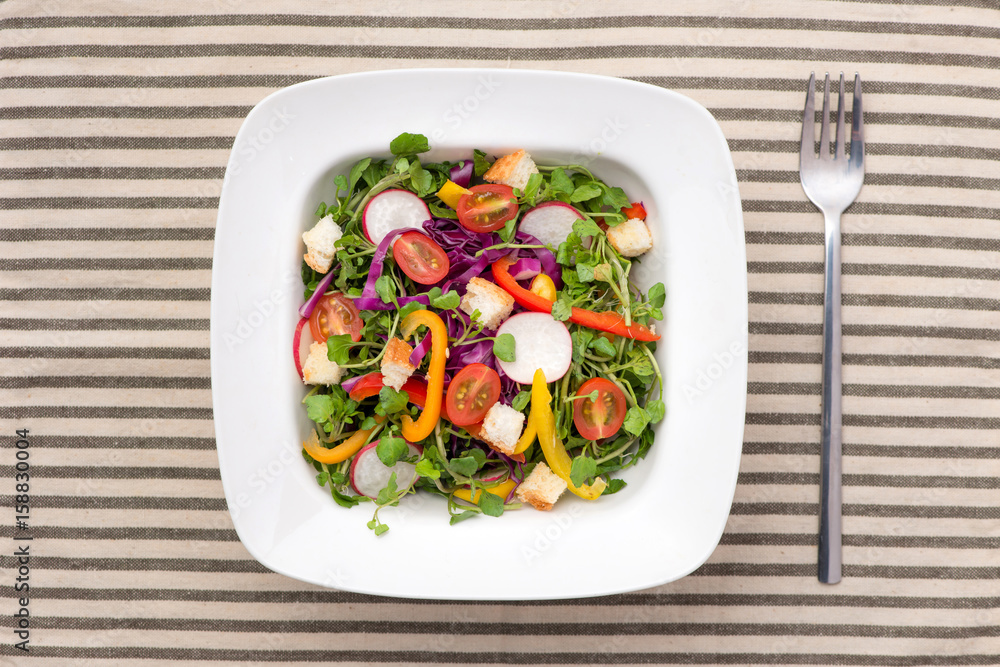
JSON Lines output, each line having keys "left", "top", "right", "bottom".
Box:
{"left": 648, "top": 282, "right": 666, "bottom": 309}
{"left": 362, "top": 160, "right": 386, "bottom": 188}
{"left": 326, "top": 334, "right": 353, "bottom": 365}
{"left": 348, "top": 158, "right": 371, "bottom": 194}
{"left": 398, "top": 300, "right": 426, "bottom": 319}
{"left": 571, "top": 329, "right": 594, "bottom": 365}
{"left": 389, "top": 132, "right": 430, "bottom": 156}
{"left": 315, "top": 202, "right": 328, "bottom": 217}
{"left": 315, "top": 471, "right": 330, "bottom": 486}
{"left": 646, "top": 399, "right": 666, "bottom": 424}
{"left": 511, "top": 390, "right": 532, "bottom": 412}
{"left": 572, "top": 218, "right": 602, "bottom": 239}
{"left": 522, "top": 172, "right": 543, "bottom": 202}
{"left": 448, "top": 456, "right": 478, "bottom": 478}
{"left": 429, "top": 288, "right": 460, "bottom": 310}
{"left": 622, "top": 406, "right": 650, "bottom": 436}
{"left": 468, "top": 449, "right": 488, "bottom": 468}
{"left": 330, "top": 485, "right": 360, "bottom": 508}
{"left": 395, "top": 157, "right": 409, "bottom": 173}
{"left": 576, "top": 262, "right": 595, "bottom": 283}
{"left": 550, "top": 168, "right": 574, "bottom": 195}
{"left": 589, "top": 336, "right": 617, "bottom": 357}
{"left": 360, "top": 415, "right": 378, "bottom": 430}
{"left": 477, "top": 489, "right": 505, "bottom": 517}
{"left": 376, "top": 472, "right": 399, "bottom": 505}
{"left": 375, "top": 275, "right": 396, "bottom": 304}
{"left": 304, "top": 395, "right": 335, "bottom": 423}
{"left": 408, "top": 160, "right": 434, "bottom": 196}
{"left": 373, "top": 523, "right": 390, "bottom": 536}
{"left": 603, "top": 478, "right": 627, "bottom": 495}
{"left": 569, "top": 455, "right": 598, "bottom": 487}
{"left": 498, "top": 216, "right": 518, "bottom": 243}
{"left": 429, "top": 201, "right": 458, "bottom": 219}
{"left": 449, "top": 510, "right": 478, "bottom": 525}
{"left": 493, "top": 333, "right": 516, "bottom": 362}
{"left": 550, "top": 298, "right": 573, "bottom": 322}
{"left": 601, "top": 185, "right": 632, "bottom": 211}
{"left": 473, "top": 149, "right": 492, "bottom": 177}
{"left": 333, "top": 174, "right": 349, "bottom": 194}
{"left": 570, "top": 183, "right": 602, "bottom": 203}
{"left": 415, "top": 457, "right": 441, "bottom": 480}
{"left": 378, "top": 386, "right": 409, "bottom": 415}
{"left": 630, "top": 355, "right": 655, "bottom": 378}
{"left": 376, "top": 437, "right": 408, "bottom": 467}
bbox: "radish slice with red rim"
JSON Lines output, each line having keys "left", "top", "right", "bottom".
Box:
{"left": 494, "top": 312, "right": 573, "bottom": 384}
{"left": 362, "top": 189, "right": 431, "bottom": 246}
{"left": 293, "top": 317, "right": 314, "bottom": 381}
{"left": 518, "top": 202, "right": 583, "bottom": 249}
{"left": 350, "top": 441, "right": 422, "bottom": 499}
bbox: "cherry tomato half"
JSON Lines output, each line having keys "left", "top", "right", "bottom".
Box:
{"left": 392, "top": 231, "right": 450, "bottom": 285}
{"left": 621, "top": 201, "right": 647, "bottom": 220}
{"left": 308, "top": 292, "right": 362, "bottom": 343}
{"left": 573, "top": 378, "right": 627, "bottom": 440}
{"left": 445, "top": 363, "right": 501, "bottom": 426}
{"left": 456, "top": 184, "right": 518, "bottom": 233}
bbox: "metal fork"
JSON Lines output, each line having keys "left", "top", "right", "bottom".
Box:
{"left": 799, "top": 72, "right": 865, "bottom": 584}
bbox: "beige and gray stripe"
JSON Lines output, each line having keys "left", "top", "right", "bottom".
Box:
{"left": 1, "top": 0, "right": 998, "bottom": 664}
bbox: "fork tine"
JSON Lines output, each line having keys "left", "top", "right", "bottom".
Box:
{"left": 800, "top": 72, "right": 816, "bottom": 161}
{"left": 835, "top": 73, "right": 846, "bottom": 159}
{"left": 851, "top": 73, "right": 864, "bottom": 168}
{"left": 819, "top": 73, "right": 831, "bottom": 160}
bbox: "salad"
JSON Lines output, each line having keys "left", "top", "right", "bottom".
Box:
{"left": 295, "top": 132, "right": 665, "bottom": 535}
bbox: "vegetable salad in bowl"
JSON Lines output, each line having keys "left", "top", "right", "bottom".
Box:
{"left": 295, "top": 132, "right": 664, "bottom": 535}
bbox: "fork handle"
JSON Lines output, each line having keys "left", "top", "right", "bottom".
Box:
{"left": 819, "top": 210, "right": 843, "bottom": 584}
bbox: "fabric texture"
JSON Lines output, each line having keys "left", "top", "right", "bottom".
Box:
{"left": 1, "top": 0, "right": 998, "bottom": 664}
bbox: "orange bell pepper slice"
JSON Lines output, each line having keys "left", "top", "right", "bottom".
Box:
{"left": 399, "top": 310, "right": 447, "bottom": 442}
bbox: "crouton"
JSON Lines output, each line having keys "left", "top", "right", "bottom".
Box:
{"left": 381, "top": 337, "right": 416, "bottom": 391}
{"left": 460, "top": 277, "right": 514, "bottom": 331}
{"left": 302, "top": 215, "right": 343, "bottom": 273}
{"left": 479, "top": 403, "right": 525, "bottom": 456}
{"left": 515, "top": 462, "right": 567, "bottom": 511}
{"left": 302, "top": 342, "right": 343, "bottom": 385}
{"left": 606, "top": 217, "right": 653, "bottom": 258}
{"left": 483, "top": 149, "right": 539, "bottom": 192}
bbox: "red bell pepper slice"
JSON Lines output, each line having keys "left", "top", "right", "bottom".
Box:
{"left": 348, "top": 372, "right": 428, "bottom": 408}
{"left": 491, "top": 256, "right": 660, "bottom": 342}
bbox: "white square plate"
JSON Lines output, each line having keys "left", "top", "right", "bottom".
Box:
{"left": 211, "top": 68, "right": 747, "bottom": 600}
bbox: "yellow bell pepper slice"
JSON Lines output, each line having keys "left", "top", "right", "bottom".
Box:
{"left": 399, "top": 310, "right": 447, "bottom": 442}
{"left": 453, "top": 479, "right": 518, "bottom": 505}
{"left": 530, "top": 368, "right": 607, "bottom": 500}
{"left": 436, "top": 180, "right": 472, "bottom": 209}
{"left": 302, "top": 417, "right": 383, "bottom": 464}
{"left": 512, "top": 412, "right": 537, "bottom": 455}
{"left": 529, "top": 274, "right": 558, "bottom": 302}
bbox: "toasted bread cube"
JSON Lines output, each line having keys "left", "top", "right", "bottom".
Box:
{"left": 302, "top": 215, "right": 343, "bottom": 273}
{"left": 515, "top": 462, "right": 567, "bottom": 511}
{"left": 483, "top": 149, "right": 539, "bottom": 192}
{"left": 381, "top": 337, "right": 416, "bottom": 391}
{"left": 460, "top": 277, "right": 514, "bottom": 331}
{"left": 302, "top": 342, "right": 343, "bottom": 385}
{"left": 479, "top": 403, "right": 525, "bottom": 456}
{"left": 606, "top": 217, "right": 653, "bottom": 258}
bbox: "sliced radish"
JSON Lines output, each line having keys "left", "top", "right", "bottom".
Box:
{"left": 519, "top": 202, "right": 583, "bottom": 248}
{"left": 293, "top": 317, "right": 314, "bottom": 381}
{"left": 494, "top": 312, "right": 572, "bottom": 384}
{"left": 362, "top": 189, "right": 431, "bottom": 245}
{"left": 350, "top": 440, "right": 422, "bottom": 499}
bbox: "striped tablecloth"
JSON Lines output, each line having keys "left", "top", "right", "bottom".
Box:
{"left": 2, "top": 1, "right": 998, "bottom": 664}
